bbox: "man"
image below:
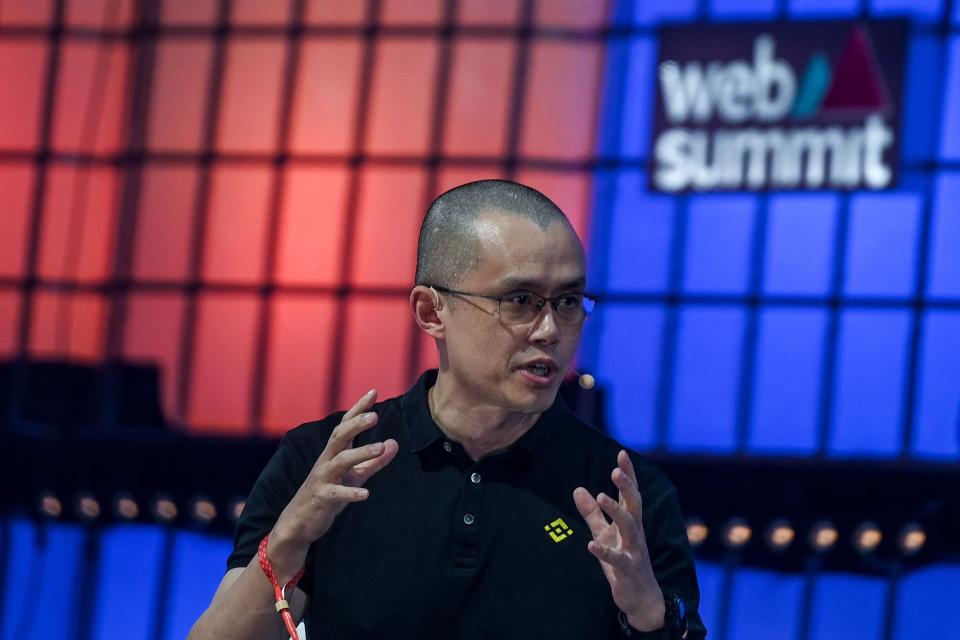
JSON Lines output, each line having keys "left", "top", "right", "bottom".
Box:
{"left": 189, "top": 180, "right": 705, "bottom": 639}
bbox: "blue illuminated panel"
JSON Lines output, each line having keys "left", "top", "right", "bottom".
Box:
{"left": 620, "top": 0, "right": 699, "bottom": 25}
{"left": 683, "top": 195, "right": 756, "bottom": 295}
{"left": 668, "top": 306, "right": 743, "bottom": 452}
{"left": 829, "top": 309, "right": 910, "bottom": 457}
{"left": 928, "top": 173, "right": 960, "bottom": 297}
{"left": 763, "top": 194, "right": 837, "bottom": 296}
{"left": 809, "top": 574, "right": 887, "bottom": 640}
{"left": 894, "top": 564, "right": 960, "bottom": 638}
{"left": 613, "top": 38, "right": 657, "bottom": 159}
{"left": 902, "top": 35, "right": 944, "bottom": 163}
{"left": 162, "top": 531, "right": 233, "bottom": 640}
{"left": 710, "top": 0, "right": 778, "bottom": 19}
{"left": 594, "top": 304, "right": 666, "bottom": 449}
{"left": 788, "top": 0, "right": 861, "bottom": 17}
{"left": 941, "top": 38, "right": 960, "bottom": 160}
{"left": 871, "top": 0, "right": 944, "bottom": 22}
{"left": 91, "top": 525, "right": 166, "bottom": 640}
{"left": 0, "top": 519, "right": 85, "bottom": 640}
{"left": 912, "top": 311, "right": 960, "bottom": 459}
{"left": 693, "top": 560, "right": 725, "bottom": 636}
{"left": 603, "top": 171, "right": 675, "bottom": 293}
{"left": 843, "top": 193, "right": 921, "bottom": 298}
{"left": 727, "top": 567, "right": 805, "bottom": 640}
{"left": 749, "top": 308, "right": 826, "bottom": 454}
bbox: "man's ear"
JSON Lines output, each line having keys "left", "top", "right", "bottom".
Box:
{"left": 410, "top": 285, "right": 445, "bottom": 339}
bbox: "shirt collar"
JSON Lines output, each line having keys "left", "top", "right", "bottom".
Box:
{"left": 400, "top": 369, "right": 564, "bottom": 460}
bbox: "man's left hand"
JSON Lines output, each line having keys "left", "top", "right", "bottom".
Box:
{"left": 573, "top": 450, "right": 666, "bottom": 632}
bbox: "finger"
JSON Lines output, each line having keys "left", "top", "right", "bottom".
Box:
{"left": 612, "top": 467, "right": 644, "bottom": 521}
{"left": 618, "top": 450, "right": 639, "bottom": 487}
{"left": 319, "top": 411, "right": 379, "bottom": 463}
{"left": 597, "top": 492, "right": 641, "bottom": 546}
{"left": 315, "top": 483, "right": 371, "bottom": 504}
{"left": 325, "top": 441, "right": 390, "bottom": 479}
{"left": 345, "top": 439, "right": 400, "bottom": 486}
{"left": 573, "top": 486, "right": 610, "bottom": 539}
{"left": 587, "top": 540, "right": 633, "bottom": 573}
{"left": 343, "top": 389, "right": 377, "bottom": 423}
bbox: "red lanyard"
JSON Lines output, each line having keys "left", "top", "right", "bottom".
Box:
{"left": 258, "top": 534, "right": 306, "bottom": 640}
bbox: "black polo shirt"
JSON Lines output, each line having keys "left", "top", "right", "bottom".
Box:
{"left": 228, "top": 370, "right": 705, "bottom": 639}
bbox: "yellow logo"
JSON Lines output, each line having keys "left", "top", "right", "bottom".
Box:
{"left": 545, "top": 517, "right": 573, "bottom": 542}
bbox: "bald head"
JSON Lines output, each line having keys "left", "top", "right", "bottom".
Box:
{"left": 415, "top": 180, "right": 576, "bottom": 287}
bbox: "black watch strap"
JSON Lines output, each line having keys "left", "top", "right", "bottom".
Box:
{"left": 618, "top": 594, "right": 688, "bottom": 639}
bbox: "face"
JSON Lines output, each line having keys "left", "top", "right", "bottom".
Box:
{"left": 440, "top": 211, "right": 587, "bottom": 415}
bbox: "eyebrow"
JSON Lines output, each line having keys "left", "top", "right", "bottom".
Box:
{"left": 496, "top": 276, "right": 587, "bottom": 291}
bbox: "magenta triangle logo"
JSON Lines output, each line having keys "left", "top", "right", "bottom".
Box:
{"left": 820, "top": 25, "right": 889, "bottom": 112}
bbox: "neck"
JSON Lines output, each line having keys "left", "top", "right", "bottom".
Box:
{"left": 428, "top": 371, "right": 543, "bottom": 461}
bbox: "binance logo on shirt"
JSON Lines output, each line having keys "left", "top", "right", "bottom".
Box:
{"left": 545, "top": 518, "right": 573, "bottom": 543}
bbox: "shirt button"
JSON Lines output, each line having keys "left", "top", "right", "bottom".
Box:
{"left": 443, "top": 441, "right": 453, "bottom": 453}
{"left": 470, "top": 472, "right": 482, "bottom": 484}
{"left": 463, "top": 513, "right": 475, "bottom": 525}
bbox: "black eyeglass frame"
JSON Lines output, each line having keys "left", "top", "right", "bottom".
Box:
{"left": 428, "top": 285, "right": 598, "bottom": 325}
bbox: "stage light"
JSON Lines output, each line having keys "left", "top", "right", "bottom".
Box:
{"left": 229, "top": 496, "right": 246, "bottom": 523}
{"left": 191, "top": 495, "right": 217, "bottom": 525}
{"left": 898, "top": 523, "right": 926, "bottom": 556}
{"left": 685, "top": 518, "right": 708, "bottom": 548}
{"left": 853, "top": 521, "right": 882, "bottom": 554}
{"left": 765, "top": 519, "right": 795, "bottom": 552}
{"left": 39, "top": 492, "right": 62, "bottom": 518}
{"left": 114, "top": 493, "right": 139, "bottom": 520}
{"left": 808, "top": 520, "right": 838, "bottom": 552}
{"left": 722, "top": 518, "right": 751, "bottom": 549}
{"left": 76, "top": 492, "right": 101, "bottom": 521}
{"left": 151, "top": 494, "right": 178, "bottom": 523}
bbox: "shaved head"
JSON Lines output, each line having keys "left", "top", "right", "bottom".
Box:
{"left": 415, "top": 179, "right": 576, "bottom": 287}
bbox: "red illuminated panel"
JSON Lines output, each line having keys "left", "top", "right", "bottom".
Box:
{"left": 381, "top": 0, "right": 443, "bottom": 24}
{"left": 289, "top": 39, "right": 363, "bottom": 155}
{"left": 29, "top": 291, "right": 106, "bottom": 362}
{"left": 276, "top": 165, "right": 349, "bottom": 285}
{"left": 65, "top": 0, "right": 134, "bottom": 28}
{"left": 351, "top": 167, "right": 426, "bottom": 287}
{"left": 0, "top": 291, "right": 22, "bottom": 357}
{"left": 338, "top": 297, "right": 415, "bottom": 409}
{"left": 122, "top": 293, "right": 186, "bottom": 425}
{"left": 0, "top": 164, "right": 34, "bottom": 278}
{"left": 217, "top": 38, "right": 286, "bottom": 153}
{"left": 262, "top": 294, "right": 337, "bottom": 435}
{"left": 203, "top": 165, "right": 272, "bottom": 284}
{"left": 132, "top": 166, "right": 198, "bottom": 282}
{"left": 160, "top": 0, "right": 217, "bottom": 25}
{"left": 519, "top": 41, "right": 602, "bottom": 161}
{"left": 0, "top": 41, "right": 47, "bottom": 150}
{"left": 0, "top": 0, "right": 53, "bottom": 25}
{"left": 38, "top": 165, "right": 118, "bottom": 283}
{"left": 51, "top": 41, "right": 129, "bottom": 154}
{"left": 443, "top": 38, "right": 515, "bottom": 157}
{"left": 365, "top": 38, "right": 440, "bottom": 156}
{"left": 514, "top": 169, "right": 592, "bottom": 248}
{"left": 147, "top": 40, "right": 213, "bottom": 152}
{"left": 187, "top": 293, "right": 258, "bottom": 434}
{"left": 456, "top": 0, "right": 521, "bottom": 25}
{"left": 533, "top": 0, "right": 609, "bottom": 29}
{"left": 434, "top": 166, "right": 509, "bottom": 195}
{"left": 305, "top": 0, "right": 366, "bottom": 25}
{"left": 232, "top": 0, "right": 291, "bottom": 25}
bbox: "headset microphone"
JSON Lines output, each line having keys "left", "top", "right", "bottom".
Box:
{"left": 572, "top": 369, "right": 595, "bottom": 390}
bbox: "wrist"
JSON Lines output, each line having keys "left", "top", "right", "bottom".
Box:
{"left": 625, "top": 598, "right": 666, "bottom": 632}
{"left": 266, "top": 524, "right": 308, "bottom": 581}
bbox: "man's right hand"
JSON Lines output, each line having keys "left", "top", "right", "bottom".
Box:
{"left": 266, "top": 389, "right": 399, "bottom": 579}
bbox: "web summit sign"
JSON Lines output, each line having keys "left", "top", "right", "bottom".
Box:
{"left": 651, "top": 21, "right": 907, "bottom": 193}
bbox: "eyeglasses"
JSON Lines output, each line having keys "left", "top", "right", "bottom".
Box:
{"left": 430, "top": 285, "right": 597, "bottom": 326}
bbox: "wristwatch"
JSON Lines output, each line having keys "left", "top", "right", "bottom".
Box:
{"left": 618, "top": 593, "right": 688, "bottom": 639}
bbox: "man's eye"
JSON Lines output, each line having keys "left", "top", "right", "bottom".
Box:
{"left": 505, "top": 293, "right": 532, "bottom": 306}
{"left": 557, "top": 295, "right": 581, "bottom": 309}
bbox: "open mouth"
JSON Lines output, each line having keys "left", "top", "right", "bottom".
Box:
{"left": 518, "top": 360, "right": 556, "bottom": 386}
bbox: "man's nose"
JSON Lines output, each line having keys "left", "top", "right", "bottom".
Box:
{"left": 528, "top": 303, "right": 560, "bottom": 344}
